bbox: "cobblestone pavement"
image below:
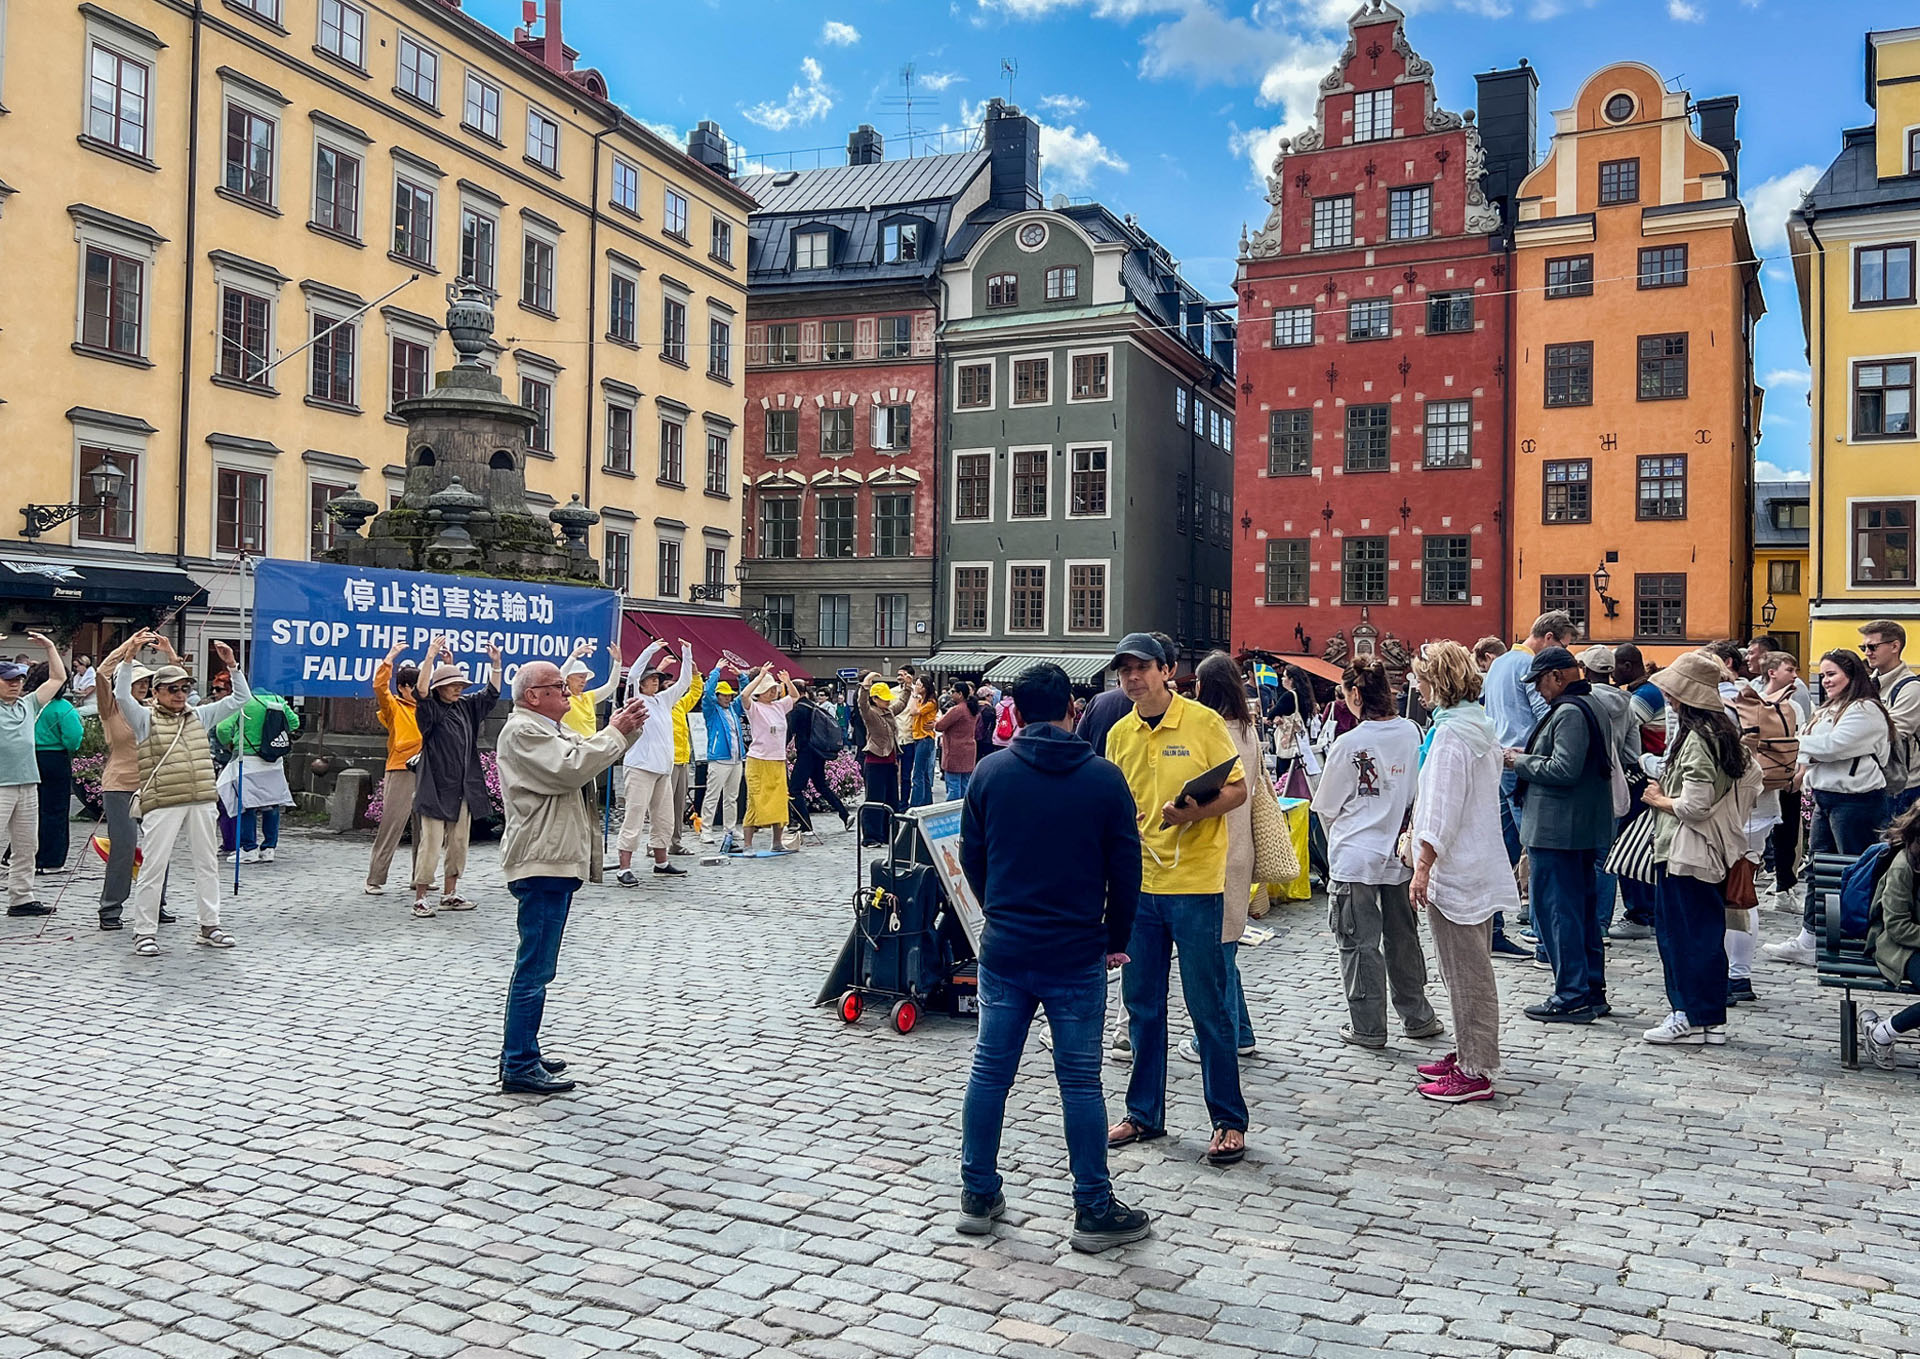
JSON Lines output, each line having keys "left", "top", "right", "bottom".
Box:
{"left": 5, "top": 818, "right": 1920, "bottom": 1359}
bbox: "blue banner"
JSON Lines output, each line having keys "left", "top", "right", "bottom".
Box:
{"left": 248, "top": 559, "right": 621, "bottom": 696}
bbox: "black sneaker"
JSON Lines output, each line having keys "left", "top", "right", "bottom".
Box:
{"left": 615, "top": 870, "right": 639, "bottom": 888}
{"left": 653, "top": 863, "right": 687, "bottom": 876}
{"left": 1071, "top": 1199, "right": 1151, "bottom": 1254}
{"left": 159, "top": 909, "right": 177, "bottom": 924}
{"left": 1490, "top": 935, "right": 1531, "bottom": 959}
{"left": 1523, "top": 998, "right": 1595, "bottom": 1024}
{"left": 6, "top": 901, "right": 53, "bottom": 918}
{"left": 99, "top": 917, "right": 124, "bottom": 932}
{"left": 955, "top": 1189, "right": 1005, "bottom": 1236}
{"left": 1727, "top": 977, "right": 1757, "bottom": 1005}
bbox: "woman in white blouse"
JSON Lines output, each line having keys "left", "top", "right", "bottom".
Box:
{"left": 1407, "top": 641, "right": 1518, "bottom": 1104}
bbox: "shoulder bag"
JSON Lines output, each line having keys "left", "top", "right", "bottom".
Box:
{"left": 1603, "top": 806, "right": 1660, "bottom": 885}
{"left": 1249, "top": 769, "right": 1301, "bottom": 884}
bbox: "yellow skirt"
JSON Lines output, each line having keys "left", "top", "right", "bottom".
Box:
{"left": 744, "top": 757, "right": 788, "bottom": 829}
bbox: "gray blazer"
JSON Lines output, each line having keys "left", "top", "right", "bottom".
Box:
{"left": 1513, "top": 699, "right": 1616, "bottom": 852}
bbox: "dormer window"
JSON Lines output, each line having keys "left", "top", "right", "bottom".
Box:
{"left": 987, "top": 273, "right": 1019, "bottom": 308}
{"left": 1352, "top": 89, "right": 1393, "bottom": 144}
{"left": 883, "top": 222, "right": 919, "bottom": 263}
{"left": 795, "top": 231, "right": 830, "bottom": 269}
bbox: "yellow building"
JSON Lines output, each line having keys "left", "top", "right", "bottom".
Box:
{"left": 1752, "top": 480, "right": 1811, "bottom": 662}
{"left": 1789, "top": 25, "right": 1920, "bottom": 667}
{"left": 0, "top": 0, "right": 754, "bottom": 669}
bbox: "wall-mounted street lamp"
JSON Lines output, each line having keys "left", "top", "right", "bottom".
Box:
{"left": 22, "top": 456, "right": 126, "bottom": 539}
{"left": 1592, "top": 561, "right": 1620, "bottom": 621}
{"left": 1761, "top": 593, "right": 1778, "bottom": 628}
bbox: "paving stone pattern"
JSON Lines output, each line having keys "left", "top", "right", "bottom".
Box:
{"left": 4, "top": 821, "right": 1920, "bottom": 1358}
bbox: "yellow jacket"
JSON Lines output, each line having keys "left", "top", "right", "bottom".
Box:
{"left": 374, "top": 660, "right": 422, "bottom": 771}
{"left": 672, "top": 669, "right": 705, "bottom": 764}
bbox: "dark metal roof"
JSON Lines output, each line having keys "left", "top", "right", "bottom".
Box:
{"left": 1753, "top": 479, "right": 1811, "bottom": 549}
{"left": 739, "top": 150, "right": 987, "bottom": 214}
{"left": 1798, "top": 127, "right": 1920, "bottom": 219}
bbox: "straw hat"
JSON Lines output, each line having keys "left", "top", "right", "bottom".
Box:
{"left": 1651, "top": 652, "right": 1724, "bottom": 713}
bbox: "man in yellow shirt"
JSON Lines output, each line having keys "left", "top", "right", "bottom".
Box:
{"left": 1102, "top": 633, "right": 1249, "bottom": 1167}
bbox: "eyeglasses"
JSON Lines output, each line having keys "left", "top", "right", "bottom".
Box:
{"left": 159, "top": 683, "right": 193, "bottom": 694}
{"left": 1862, "top": 639, "right": 1895, "bottom": 653}
{"left": 525, "top": 683, "right": 566, "bottom": 695}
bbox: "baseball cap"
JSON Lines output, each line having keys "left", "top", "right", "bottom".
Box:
{"left": 1524, "top": 646, "right": 1579, "bottom": 684}
{"left": 0, "top": 662, "right": 26, "bottom": 682}
{"left": 716, "top": 681, "right": 736, "bottom": 696}
{"left": 1578, "top": 644, "right": 1615, "bottom": 674}
{"left": 870, "top": 681, "right": 896, "bottom": 704}
{"left": 1109, "top": 632, "right": 1167, "bottom": 668}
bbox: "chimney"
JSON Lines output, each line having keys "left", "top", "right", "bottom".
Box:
{"left": 983, "top": 99, "right": 1041, "bottom": 211}
{"left": 687, "top": 121, "right": 731, "bottom": 178}
{"left": 847, "top": 124, "right": 884, "bottom": 166}
{"left": 1474, "top": 61, "right": 1540, "bottom": 236}
{"left": 1695, "top": 95, "right": 1740, "bottom": 195}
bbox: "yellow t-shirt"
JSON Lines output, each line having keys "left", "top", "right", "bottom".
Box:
{"left": 562, "top": 692, "right": 598, "bottom": 739}
{"left": 1105, "top": 692, "right": 1244, "bottom": 896}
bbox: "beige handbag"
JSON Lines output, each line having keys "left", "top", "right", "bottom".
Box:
{"left": 1249, "top": 770, "right": 1300, "bottom": 884}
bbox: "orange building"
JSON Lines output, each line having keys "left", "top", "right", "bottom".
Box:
{"left": 1509, "top": 64, "right": 1764, "bottom": 660}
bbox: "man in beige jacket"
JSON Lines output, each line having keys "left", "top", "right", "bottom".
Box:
{"left": 495, "top": 659, "right": 647, "bottom": 1094}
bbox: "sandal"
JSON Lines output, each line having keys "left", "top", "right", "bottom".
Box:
{"left": 1107, "top": 1117, "right": 1165, "bottom": 1149}
{"left": 133, "top": 935, "right": 159, "bottom": 957}
{"left": 439, "top": 896, "right": 475, "bottom": 912}
{"left": 1206, "top": 1127, "right": 1246, "bottom": 1166}
{"left": 412, "top": 901, "right": 437, "bottom": 919}
{"left": 195, "top": 927, "right": 236, "bottom": 950}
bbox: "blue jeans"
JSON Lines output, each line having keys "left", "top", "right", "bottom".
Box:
{"left": 1122, "top": 891, "right": 1247, "bottom": 1133}
{"left": 943, "top": 770, "right": 972, "bottom": 802}
{"left": 1805, "top": 789, "right": 1891, "bottom": 932}
{"left": 961, "top": 962, "right": 1112, "bottom": 1212}
{"left": 1529, "top": 846, "right": 1605, "bottom": 1008}
{"left": 1894, "top": 787, "right": 1920, "bottom": 819}
{"left": 1653, "top": 867, "right": 1728, "bottom": 1028}
{"left": 239, "top": 807, "right": 280, "bottom": 850}
{"left": 500, "top": 875, "right": 579, "bottom": 1078}
{"left": 910, "top": 738, "right": 937, "bottom": 807}
{"left": 1223, "top": 941, "right": 1256, "bottom": 1050}
{"left": 1494, "top": 767, "right": 1523, "bottom": 941}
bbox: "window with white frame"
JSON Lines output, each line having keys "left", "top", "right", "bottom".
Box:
{"left": 463, "top": 74, "right": 501, "bottom": 140}
{"left": 662, "top": 295, "right": 688, "bottom": 363}
{"left": 664, "top": 189, "right": 689, "bottom": 240}
{"left": 396, "top": 34, "right": 437, "bottom": 106}
{"left": 526, "top": 108, "right": 559, "bottom": 171}
{"left": 392, "top": 176, "right": 434, "bottom": 265}
{"left": 86, "top": 39, "right": 150, "bottom": 159}
{"left": 521, "top": 373, "right": 553, "bottom": 452}
{"left": 705, "top": 428, "right": 729, "bottom": 494}
{"left": 389, "top": 335, "right": 428, "bottom": 411}
{"left": 611, "top": 158, "right": 639, "bottom": 213}
{"left": 603, "top": 528, "right": 631, "bottom": 592}
{"left": 658, "top": 416, "right": 686, "bottom": 485}
{"left": 228, "top": 0, "right": 281, "bottom": 22}
{"left": 608, "top": 269, "right": 637, "bottom": 343}
{"left": 1423, "top": 399, "right": 1471, "bottom": 468}
{"left": 1067, "top": 563, "right": 1107, "bottom": 633}
{"left": 711, "top": 218, "right": 734, "bottom": 263}
{"left": 1045, "top": 266, "right": 1078, "bottom": 300}
{"left": 795, "top": 231, "right": 829, "bottom": 269}
{"left": 1013, "top": 356, "right": 1049, "bottom": 405}
{"left": 763, "top": 323, "right": 798, "bottom": 365}
{"left": 604, "top": 402, "right": 634, "bottom": 474}
{"left": 1351, "top": 88, "right": 1393, "bottom": 143}
{"left": 1070, "top": 351, "right": 1108, "bottom": 400}
{"left": 1008, "top": 565, "right": 1047, "bottom": 632}
{"left": 218, "top": 287, "right": 272, "bottom": 386}
{"left": 883, "top": 222, "right": 918, "bottom": 262}
{"left": 657, "top": 538, "right": 682, "bottom": 598}
{"left": 874, "top": 594, "right": 909, "bottom": 649}
{"left": 954, "top": 452, "right": 991, "bottom": 521}
{"left": 951, "top": 567, "right": 989, "bottom": 633}
{"left": 223, "top": 101, "right": 276, "bottom": 206}
{"left": 460, "top": 206, "right": 497, "bottom": 291}
{"left": 1069, "top": 447, "right": 1108, "bottom": 516}
{"left": 819, "top": 594, "right": 851, "bottom": 647}
{"left": 708, "top": 315, "right": 731, "bottom": 379}
{"left": 1011, "top": 448, "right": 1048, "bottom": 518}
{"left": 317, "top": 0, "right": 365, "bottom": 67}
{"left": 308, "top": 309, "right": 356, "bottom": 406}
{"left": 871, "top": 404, "right": 910, "bottom": 451}
{"left": 522, "top": 232, "right": 555, "bottom": 312}
{"left": 313, "top": 141, "right": 362, "bottom": 238}
{"left": 956, "top": 362, "right": 992, "bottom": 409}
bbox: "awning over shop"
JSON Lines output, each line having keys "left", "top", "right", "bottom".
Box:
{"left": 0, "top": 558, "right": 208, "bottom": 610}
{"left": 620, "top": 608, "right": 811, "bottom": 680}
{"left": 983, "top": 652, "right": 1112, "bottom": 683}
{"left": 1244, "top": 650, "right": 1347, "bottom": 685}
{"left": 924, "top": 650, "right": 1004, "bottom": 673}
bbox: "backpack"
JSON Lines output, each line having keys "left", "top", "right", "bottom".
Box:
{"left": 1733, "top": 688, "right": 1799, "bottom": 792}
{"left": 1888, "top": 675, "right": 1919, "bottom": 791}
{"left": 1839, "top": 841, "right": 1898, "bottom": 939}
{"left": 1563, "top": 695, "right": 1630, "bottom": 819}
{"left": 257, "top": 704, "right": 293, "bottom": 762}
{"left": 807, "top": 703, "right": 845, "bottom": 760}
{"left": 994, "top": 697, "right": 1019, "bottom": 743}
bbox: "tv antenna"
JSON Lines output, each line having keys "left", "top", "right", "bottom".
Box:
{"left": 1000, "top": 57, "right": 1018, "bottom": 102}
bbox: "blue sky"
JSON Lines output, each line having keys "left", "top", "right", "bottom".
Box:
{"left": 468, "top": 0, "right": 1894, "bottom": 481}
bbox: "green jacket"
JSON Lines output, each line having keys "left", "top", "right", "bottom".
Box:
{"left": 34, "top": 698, "right": 83, "bottom": 755}
{"left": 1868, "top": 851, "right": 1920, "bottom": 987}
{"left": 1511, "top": 694, "right": 1616, "bottom": 852}
{"left": 213, "top": 693, "right": 302, "bottom": 757}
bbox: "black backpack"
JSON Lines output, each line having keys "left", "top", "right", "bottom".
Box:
{"left": 258, "top": 704, "right": 293, "bottom": 762}
{"left": 807, "top": 703, "right": 845, "bottom": 760}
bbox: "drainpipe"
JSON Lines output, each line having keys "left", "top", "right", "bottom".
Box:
{"left": 1805, "top": 214, "right": 1828, "bottom": 610}
{"left": 175, "top": 2, "right": 205, "bottom": 575}
{"left": 582, "top": 123, "right": 610, "bottom": 514}
{"left": 923, "top": 277, "right": 942, "bottom": 663}
{"left": 1500, "top": 237, "right": 1516, "bottom": 643}
{"left": 1186, "top": 373, "right": 1199, "bottom": 671}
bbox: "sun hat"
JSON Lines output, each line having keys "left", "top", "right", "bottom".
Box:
{"left": 1578, "top": 644, "right": 1616, "bottom": 674}
{"left": 1651, "top": 651, "right": 1725, "bottom": 713}
{"left": 129, "top": 663, "right": 154, "bottom": 684}
{"left": 560, "top": 657, "right": 592, "bottom": 679}
{"left": 428, "top": 664, "right": 470, "bottom": 690}
{"left": 150, "top": 665, "right": 191, "bottom": 687}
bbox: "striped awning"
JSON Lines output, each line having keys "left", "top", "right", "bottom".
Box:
{"left": 925, "top": 650, "right": 1004, "bottom": 672}
{"left": 983, "top": 652, "right": 1111, "bottom": 683}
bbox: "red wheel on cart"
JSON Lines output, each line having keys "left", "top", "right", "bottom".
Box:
{"left": 838, "top": 991, "right": 863, "bottom": 1024}
{"left": 890, "top": 999, "right": 919, "bottom": 1034}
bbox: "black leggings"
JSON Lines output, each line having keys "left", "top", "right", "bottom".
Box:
{"left": 788, "top": 749, "right": 849, "bottom": 830}
{"left": 1889, "top": 954, "right": 1920, "bottom": 1034}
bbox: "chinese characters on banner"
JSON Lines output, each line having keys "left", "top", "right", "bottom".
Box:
{"left": 248, "top": 559, "right": 620, "bottom": 696}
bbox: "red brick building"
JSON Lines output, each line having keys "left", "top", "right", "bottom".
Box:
{"left": 1234, "top": 2, "right": 1534, "bottom": 666}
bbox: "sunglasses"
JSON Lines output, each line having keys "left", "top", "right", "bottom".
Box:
{"left": 159, "top": 683, "right": 193, "bottom": 694}
{"left": 1862, "top": 640, "right": 1895, "bottom": 652}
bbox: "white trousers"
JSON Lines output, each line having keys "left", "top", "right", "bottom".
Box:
{"left": 0, "top": 784, "right": 38, "bottom": 907}
{"left": 132, "top": 802, "right": 221, "bottom": 935}
{"left": 616, "top": 767, "right": 675, "bottom": 854}
{"left": 703, "top": 760, "right": 743, "bottom": 830}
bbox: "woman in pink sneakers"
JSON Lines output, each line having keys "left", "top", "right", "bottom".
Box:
{"left": 1407, "top": 642, "right": 1515, "bottom": 1103}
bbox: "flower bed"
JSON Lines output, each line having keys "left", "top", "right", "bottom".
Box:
{"left": 367, "top": 751, "right": 505, "bottom": 826}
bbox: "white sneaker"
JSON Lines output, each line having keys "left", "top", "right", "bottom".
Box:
{"left": 363, "top": 884, "right": 385, "bottom": 895}
{"left": 240, "top": 849, "right": 261, "bottom": 864}
{"left": 1771, "top": 888, "right": 1798, "bottom": 913}
{"left": 1703, "top": 1025, "right": 1727, "bottom": 1046}
{"left": 262, "top": 848, "right": 276, "bottom": 863}
{"left": 1108, "top": 1035, "right": 1132, "bottom": 1065}
{"left": 1644, "top": 1012, "right": 1704, "bottom": 1045}
{"left": 1761, "top": 936, "right": 1817, "bottom": 966}
{"left": 1862, "top": 1009, "right": 1897, "bottom": 1070}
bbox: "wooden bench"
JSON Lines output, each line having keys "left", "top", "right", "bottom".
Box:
{"left": 1811, "top": 850, "right": 1913, "bottom": 1068}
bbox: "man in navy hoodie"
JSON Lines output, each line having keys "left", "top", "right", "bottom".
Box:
{"left": 956, "top": 662, "right": 1149, "bottom": 1253}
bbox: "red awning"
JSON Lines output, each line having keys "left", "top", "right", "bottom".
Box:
{"left": 620, "top": 608, "right": 812, "bottom": 680}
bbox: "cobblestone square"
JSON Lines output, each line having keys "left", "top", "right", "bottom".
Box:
{"left": 5, "top": 821, "right": 1920, "bottom": 1359}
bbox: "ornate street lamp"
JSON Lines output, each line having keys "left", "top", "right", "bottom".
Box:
{"left": 22, "top": 456, "right": 126, "bottom": 538}
{"left": 1592, "top": 561, "right": 1620, "bottom": 620}
{"left": 1761, "top": 594, "right": 1778, "bottom": 628}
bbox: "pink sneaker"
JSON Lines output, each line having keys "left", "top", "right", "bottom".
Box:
{"left": 1415, "top": 1051, "right": 1459, "bottom": 1080}
{"left": 1418, "top": 1069, "right": 1494, "bottom": 1104}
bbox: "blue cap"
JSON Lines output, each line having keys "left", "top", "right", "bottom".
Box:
{"left": 1108, "top": 632, "right": 1167, "bottom": 669}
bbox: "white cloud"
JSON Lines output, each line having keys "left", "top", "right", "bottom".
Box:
{"left": 740, "top": 57, "right": 834, "bottom": 132}
{"left": 1754, "top": 459, "right": 1810, "bottom": 482}
{"left": 1039, "top": 93, "right": 1088, "bottom": 116}
{"left": 1040, "top": 122, "right": 1129, "bottom": 190}
{"left": 976, "top": 0, "right": 1186, "bottom": 15}
{"left": 1764, "top": 368, "right": 1812, "bottom": 391}
{"left": 1140, "top": 6, "right": 1303, "bottom": 86}
{"left": 821, "top": 20, "right": 861, "bottom": 45}
{"left": 1743, "top": 164, "right": 1820, "bottom": 254}
{"left": 920, "top": 71, "right": 966, "bottom": 92}
{"left": 1667, "top": 0, "right": 1703, "bottom": 19}
{"left": 1228, "top": 121, "right": 1290, "bottom": 188}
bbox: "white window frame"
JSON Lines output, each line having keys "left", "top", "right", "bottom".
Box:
{"left": 459, "top": 196, "right": 499, "bottom": 293}
{"left": 1351, "top": 88, "right": 1393, "bottom": 143}
{"left": 1066, "top": 347, "right": 1112, "bottom": 404}
{"left": 950, "top": 447, "right": 995, "bottom": 525}
{"left": 794, "top": 230, "right": 829, "bottom": 269}
{"left": 462, "top": 73, "right": 501, "bottom": 140}
{"left": 607, "top": 262, "right": 639, "bottom": 344}
{"left": 883, "top": 221, "right": 919, "bottom": 263}
{"left": 316, "top": 0, "right": 366, "bottom": 69}
{"left": 603, "top": 393, "right": 637, "bottom": 475}
{"left": 211, "top": 445, "right": 276, "bottom": 559}
{"left": 953, "top": 359, "right": 995, "bottom": 412}
{"left": 1847, "top": 350, "right": 1919, "bottom": 444}
{"left": 517, "top": 358, "right": 558, "bottom": 454}
{"left": 311, "top": 124, "right": 367, "bottom": 240}
{"left": 72, "top": 211, "right": 160, "bottom": 363}
{"left": 526, "top": 105, "right": 560, "bottom": 172}
{"left": 383, "top": 310, "right": 438, "bottom": 413}
{"left": 219, "top": 75, "right": 283, "bottom": 212}
{"left": 1066, "top": 443, "right": 1112, "bottom": 520}
{"left": 81, "top": 10, "right": 160, "bottom": 163}
{"left": 304, "top": 298, "right": 361, "bottom": 409}
{"left": 210, "top": 252, "right": 286, "bottom": 390}
{"left": 1846, "top": 494, "right": 1919, "bottom": 589}
{"left": 67, "top": 412, "right": 150, "bottom": 553}
{"left": 664, "top": 187, "right": 689, "bottom": 240}
{"left": 395, "top": 32, "right": 439, "bottom": 109}
{"left": 1007, "top": 443, "right": 1052, "bottom": 521}
{"left": 1004, "top": 560, "right": 1050, "bottom": 635}
{"left": 871, "top": 402, "right": 911, "bottom": 452}
{"left": 611, "top": 156, "right": 640, "bottom": 214}
{"left": 948, "top": 561, "right": 994, "bottom": 635}
{"left": 1009, "top": 351, "right": 1052, "bottom": 408}
{"left": 1063, "top": 558, "right": 1111, "bottom": 636}
{"left": 391, "top": 171, "right": 436, "bottom": 268}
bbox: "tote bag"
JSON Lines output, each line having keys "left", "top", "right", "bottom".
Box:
{"left": 1249, "top": 774, "right": 1300, "bottom": 884}
{"left": 1603, "top": 807, "right": 1659, "bottom": 885}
